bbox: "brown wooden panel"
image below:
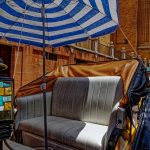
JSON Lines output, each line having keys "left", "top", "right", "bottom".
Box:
{"left": 138, "top": 0, "right": 150, "bottom": 47}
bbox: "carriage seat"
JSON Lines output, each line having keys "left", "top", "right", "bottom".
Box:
{"left": 15, "top": 76, "right": 123, "bottom": 150}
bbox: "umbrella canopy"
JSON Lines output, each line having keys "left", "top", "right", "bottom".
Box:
{"left": 0, "top": 0, "right": 119, "bottom": 47}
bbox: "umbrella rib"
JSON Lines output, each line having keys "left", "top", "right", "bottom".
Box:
{"left": 49, "top": 0, "right": 118, "bottom": 25}
{"left": 3, "top": 0, "right": 40, "bottom": 37}
{"left": 45, "top": 14, "right": 51, "bottom": 46}
{"left": 52, "top": 0, "right": 91, "bottom": 38}
{"left": 0, "top": 7, "right": 5, "bottom": 37}
{"left": 29, "top": 0, "right": 41, "bottom": 8}
{"left": 49, "top": 0, "right": 118, "bottom": 40}
{"left": 24, "top": 0, "right": 41, "bottom": 8}
{"left": 0, "top": 32, "right": 3, "bottom": 37}
{"left": 72, "top": 0, "right": 119, "bottom": 24}
{"left": 13, "top": 0, "right": 33, "bottom": 78}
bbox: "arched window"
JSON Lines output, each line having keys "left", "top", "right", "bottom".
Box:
{"left": 138, "top": 0, "right": 150, "bottom": 48}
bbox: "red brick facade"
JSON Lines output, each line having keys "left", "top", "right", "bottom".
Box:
{"left": 2, "top": 44, "right": 113, "bottom": 93}
{"left": 111, "top": 0, "right": 150, "bottom": 59}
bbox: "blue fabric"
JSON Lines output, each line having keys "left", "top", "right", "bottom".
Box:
{"left": 0, "top": 0, "right": 119, "bottom": 47}
{"left": 139, "top": 94, "right": 150, "bottom": 150}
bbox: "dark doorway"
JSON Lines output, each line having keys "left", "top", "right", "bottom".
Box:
{"left": 0, "top": 45, "right": 11, "bottom": 77}
{"left": 75, "top": 58, "right": 91, "bottom": 64}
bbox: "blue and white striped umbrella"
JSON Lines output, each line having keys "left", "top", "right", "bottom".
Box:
{"left": 0, "top": 0, "right": 119, "bottom": 47}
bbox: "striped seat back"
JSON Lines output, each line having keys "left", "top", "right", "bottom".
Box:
{"left": 52, "top": 77, "right": 123, "bottom": 125}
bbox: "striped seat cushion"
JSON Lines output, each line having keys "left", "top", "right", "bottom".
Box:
{"left": 19, "top": 116, "right": 107, "bottom": 150}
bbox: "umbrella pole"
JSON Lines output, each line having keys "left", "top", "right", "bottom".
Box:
{"left": 41, "top": 1, "right": 48, "bottom": 150}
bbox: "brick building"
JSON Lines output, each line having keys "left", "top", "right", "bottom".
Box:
{"left": 111, "top": 0, "right": 150, "bottom": 60}
{"left": 0, "top": 35, "right": 113, "bottom": 93}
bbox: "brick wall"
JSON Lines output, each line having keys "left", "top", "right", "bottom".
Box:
{"left": 111, "top": 0, "right": 150, "bottom": 59}
{"left": 111, "top": 0, "right": 138, "bottom": 53}
{"left": 11, "top": 45, "right": 113, "bottom": 93}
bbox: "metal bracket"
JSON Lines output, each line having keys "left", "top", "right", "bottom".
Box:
{"left": 40, "top": 83, "right": 47, "bottom": 90}
{"left": 116, "top": 107, "right": 126, "bottom": 129}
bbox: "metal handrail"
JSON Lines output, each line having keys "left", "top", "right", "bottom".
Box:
{"left": 69, "top": 44, "right": 119, "bottom": 60}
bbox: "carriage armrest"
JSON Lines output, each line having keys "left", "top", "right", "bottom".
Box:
{"left": 116, "top": 107, "right": 126, "bottom": 129}
{"left": 102, "top": 103, "right": 126, "bottom": 150}
{"left": 15, "top": 92, "right": 52, "bottom": 129}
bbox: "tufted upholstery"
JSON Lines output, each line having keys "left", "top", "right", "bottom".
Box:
{"left": 16, "top": 76, "right": 123, "bottom": 150}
